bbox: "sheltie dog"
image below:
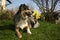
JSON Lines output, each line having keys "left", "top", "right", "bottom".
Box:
{"left": 14, "top": 4, "right": 34, "bottom": 38}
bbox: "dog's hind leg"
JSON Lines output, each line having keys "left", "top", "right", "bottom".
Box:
{"left": 15, "top": 25, "right": 22, "bottom": 38}
{"left": 26, "top": 26, "right": 32, "bottom": 34}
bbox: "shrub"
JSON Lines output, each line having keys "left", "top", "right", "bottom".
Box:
{"left": 0, "top": 10, "right": 14, "bottom": 20}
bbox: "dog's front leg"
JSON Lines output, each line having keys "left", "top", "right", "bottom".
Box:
{"left": 15, "top": 25, "right": 22, "bottom": 38}
{"left": 26, "top": 26, "right": 32, "bottom": 34}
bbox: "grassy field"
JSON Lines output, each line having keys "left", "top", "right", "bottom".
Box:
{"left": 0, "top": 20, "right": 60, "bottom": 40}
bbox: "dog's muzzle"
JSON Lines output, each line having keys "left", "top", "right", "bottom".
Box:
{"left": 25, "top": 12, "right": 32, "bottom": 17}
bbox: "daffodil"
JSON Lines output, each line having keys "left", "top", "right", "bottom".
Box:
{"left": 32, "top": 10, "right": 41, "bottom": 19}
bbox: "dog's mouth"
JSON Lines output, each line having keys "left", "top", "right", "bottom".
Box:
{"left": 23, "top": 10, "right": 33, "bottom": 17}
{"left": 25, "top": 12, "right": 32, "bottom": 17}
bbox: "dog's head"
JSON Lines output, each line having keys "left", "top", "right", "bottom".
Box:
{"left": 18, "top": 4, "right": 33, "bottom": 19}
{"left": 21, "top": 10, "right": 33, "bottom": 20}
{"left": 24, "top": 10, "right": 32, "bottom": 17}
{"left": 19, "top": 4, "right": 29, "bottom": 12}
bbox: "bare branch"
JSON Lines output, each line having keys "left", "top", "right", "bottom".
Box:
{"left": 45, "top": 0, "right": 49, "bottom": 12}
{"left": 6, "top": 0, "right": 12, "bottom": 4}
{"left": 51, "top": 0, "right": 59, "bottom": 12}
{"left": 31, "top": 0, "right": 45, "bottom": 12}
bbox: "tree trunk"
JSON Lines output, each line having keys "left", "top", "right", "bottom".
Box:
{"left": 45, "top": 12, "right": 55, "bottom": 23}
{"left": 2, "top": 0, "right": 6, "bottom": 10}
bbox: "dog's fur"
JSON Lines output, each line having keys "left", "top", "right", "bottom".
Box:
{"left": 14, "top": 4, "right": 33, "bottom": 38}
{"left": 30, "top": 17, "right": 40, "bottom": 28}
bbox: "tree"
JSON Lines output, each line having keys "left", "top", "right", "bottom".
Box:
{"left": 31, "top": 0, "right": 60, "bottom": 23}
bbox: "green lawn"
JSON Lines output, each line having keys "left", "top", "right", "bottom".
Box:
{"left": 0, "top": 20, "right": 60, "bottom": 40}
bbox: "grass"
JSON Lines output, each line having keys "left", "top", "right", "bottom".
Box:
{"left": 0, "top": 20, "right": 60, "bottom": 40}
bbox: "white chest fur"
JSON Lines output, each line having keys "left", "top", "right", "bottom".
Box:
{"left": 19, "top": 16, "right": 28, "bottom": 29}
{"left": 20, "top": 21, "right": 28, "bottom": 29}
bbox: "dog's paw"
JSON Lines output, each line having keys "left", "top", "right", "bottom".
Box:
{"left": 19, "top": 35, "right": 22, "bottom": 38}
{"left": 28, "top": 32, "right": 32, "bottom": 35}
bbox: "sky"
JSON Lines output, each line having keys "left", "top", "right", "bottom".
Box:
{"left": 6, "top": 0, "right": 40, "bottom": 11}
{"left": 6, "top": 0, "right": 60, "bottom": 12}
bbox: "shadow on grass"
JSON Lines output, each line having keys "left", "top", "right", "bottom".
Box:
{"left": 0, "top": 20, "right": 28, "bottom": 34}
{"left": 0, "top": 22, "right": 15, "bottom": 31}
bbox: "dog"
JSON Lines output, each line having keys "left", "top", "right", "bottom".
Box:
{"left": 14, "top": 4, "right": 33, "bottom": 38}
